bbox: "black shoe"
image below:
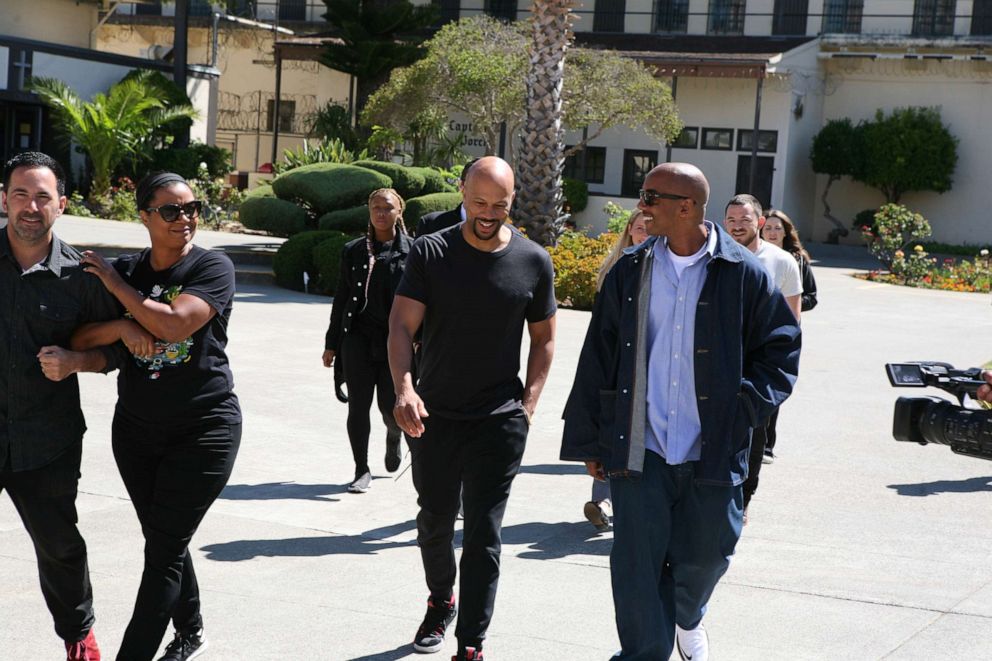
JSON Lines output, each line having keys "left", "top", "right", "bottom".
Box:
{"left": 452, "top": 647, "right": 483, "bottom": 660}
{"left": 385, "top": 432, "right": 402, "bottom": 472}
{"left": 413, "top": 595, "right": 457, "bottom": 653}
{"left": 157, "top": 627, "right": 207, "bottom": 661}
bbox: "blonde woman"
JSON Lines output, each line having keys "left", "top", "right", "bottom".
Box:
{"left": 323, "top": 188, "right": 413, "bottom": 493}
{"left": 585, "top": 210, "right": 648, "bottom": 530}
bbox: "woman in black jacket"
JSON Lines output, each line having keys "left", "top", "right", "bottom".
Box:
{"left": 762, "top": 208, "right": 817, "bottom": 312}
{"left": 322, "top": 188, "right": 412, "bottom": 493}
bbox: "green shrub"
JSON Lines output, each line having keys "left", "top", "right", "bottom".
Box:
{"left": 562, "top": 178, "right": 589, "bottom": 213}
{"left": 604, "top": 201, "right": 634, "bottom": 233}
{"left": 271, "top": 163, "right": 391, "bottom": 216}
{"left": 312, "top": 234, "right": 357, "bottom": 295}
{"left": 352, "top": 159, "right": 426, "bottom": 199}
{"left": 404, "top": 192, "right": 463, "bottom": 227}
{"left": 853, "top": 208, "right": 878, "bottom": 232}
{"left": 410, "top": 167, "right": 456, "bottom": 194}
{"left": 244, "top": 184, "right": 275, "bottom": 200}
{"left": 545, "top": 232, "right": 616, "bottom": 310}
{"left": 240, "top": 196, "right": 309, "bottom": 237}
{"left": 65, "top": 192, "right": 95, "bottom": 217}
{"left": 273, "top": 230, "right": 344, "bottom": 291}
{"left": 318, "top": 206, "right": 369, "bottom": 234}
{"left": 147, "top": 142, "right": 233, "bottom": 180}
{"left": 861, "top": 203, "right": 932, "bottom": 271}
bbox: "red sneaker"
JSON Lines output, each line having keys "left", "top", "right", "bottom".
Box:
{"left": 452, "top": 647, "right": 483, "bottom": 661}
{"left": 65, "top": 629, "right": 101, "bottom": 661}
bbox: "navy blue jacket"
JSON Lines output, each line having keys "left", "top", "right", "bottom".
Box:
{"left": 560, "top": 225, "right": 801, "bottom": 486}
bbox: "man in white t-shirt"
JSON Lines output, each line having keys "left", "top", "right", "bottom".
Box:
{"left": 724, "top": 194, "right": 803, "bottom": 320}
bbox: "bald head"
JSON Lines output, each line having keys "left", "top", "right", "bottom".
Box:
{"left": 463, "top": 156, "right": 515, "bottom": 191}
{"left": 648, "top": 162, "right": 710, "bottom": 208}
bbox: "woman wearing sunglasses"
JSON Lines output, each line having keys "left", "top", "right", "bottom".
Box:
{"left": 69, "top": 171, "right": 241, "bottom": 661}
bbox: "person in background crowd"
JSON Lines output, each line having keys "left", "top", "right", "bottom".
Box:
{"left": 323, "top": 188, "right": 412, "bottom": 493}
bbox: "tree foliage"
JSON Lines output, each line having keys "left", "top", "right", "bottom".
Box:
{"left": 362, "top": 16, "right": 680, "bottom": 163}
{"left": 29, "top": 70, "right": 197, "bottom": 206}
{"left": 859, "top": 107, "right": 958, "bottom": 203}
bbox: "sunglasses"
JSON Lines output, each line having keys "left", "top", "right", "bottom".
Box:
{"left": 145, "top": 201, "right": 203, "bottom": 222}
{"left": 638, "top": 189, "right": 691, "bottom": 206}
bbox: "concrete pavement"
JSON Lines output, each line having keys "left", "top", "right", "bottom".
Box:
{"left": 2, "top": 218, "right": 992, "bottom": 659}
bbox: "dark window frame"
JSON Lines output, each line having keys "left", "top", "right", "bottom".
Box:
{"left": 7, "top": 48, "right": 33, "bottom": 92}
{"left": 708, "top": 0, "right": 747, "bottom": 35}
{"left": 278, "top": 0, "right": 307, "bottom": 22}
{"left": 701, "top": 128, "right": 734, "bottom": 151}
{"left": 912, "top": 0, "right": 955, "bottom": 37}
{"left": 485, "top": 0, "right": 518, "bottom": 21}
{"left": 593, "top": 0, "right": 627, "bottom": 32}
{"left": 563, "top": 145, "right": 607, "bottom": 184}
{"left": 973, "top": 0, "right": 992, "bottom": 35}
{"left": 621, "top": 149, "right": 658, "bottom": 198}
{"left": 671, "top": 126, "right": 699, "bottom": 149}
{"left": 655, "top": 0, "right": 690, "bottom": 33}
{"left": 772, "top": 0, "right": 809, "bottom": 35}
{"left": 266, "top": 99, "right": 297, "bottom": 133}
{"left": 736, "top": 129, "right": 778, "bottom": 153}
{"left": 822, "top": 0, "right": 863, "bottom": 33}
{"left": 135, "top": 1, "right": 163, "bottom": 16}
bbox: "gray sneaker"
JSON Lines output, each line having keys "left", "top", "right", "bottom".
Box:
{"left": 348, "top": 471, "right": 372, "bottom": 494}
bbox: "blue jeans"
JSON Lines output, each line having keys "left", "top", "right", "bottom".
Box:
{"left": 609, "top": 452, "right": 743, "bottom": 660}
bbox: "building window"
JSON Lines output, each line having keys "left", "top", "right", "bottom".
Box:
{"left": 621, "top": 150, "right": 657, "bottom": 197}
{"left": 134, "top": 1, "right": 163, "bottom": 16}
{"left": 737, "top": 129, "right": 778, "bottom": 153}
{"left": 433, "top": 0, "right": 460, "bottom": 25}
{"left": 189, "top": 0, "right": 213, "bottom": 17}
{"left": 671, "top": 127, "right": 699, "bottom": 149}
{"left": 485, "top": 0, "right": 518, "bottom": 21}
{"left": 772, "top": 0, "right": 808, "bottom": 35}
{"left": 701, "top": 128, "right": 733, "bottom": 150}
{"left": 278, "top": 0, "right": 307, "bottom": 22}
{"left": 912, "top": 0, "right": 955, "bottom": 37}
{"left": 593, "top": 0, "right": 627, "bottom": 32}
{"left": 655, "top": 0, "right": 689, "bottom": 33}
{"left": 822, "top": 0, "right": 862, "bottom": 33}
{"left": 266, "top": 99, "right": 297, "bottom": 133}
{"left": 708, "top": 0, "right": 746, "bottom": 35}
{"left": 226, "top": 0, "right": 256, "bottom": 18}
{"left": 8, "top": 49, "right": 33, "bottom": 92}
{"left": 973, "top": 0, "right": 992, "bottom": 35}
{"left": 563, "top": 146, "right": 607, "bottom": 184}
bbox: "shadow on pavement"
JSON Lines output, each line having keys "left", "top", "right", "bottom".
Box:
{"left": 233, "top": 285, "right": 330, "bottom": 305}
{"left": 220, "top": 481, "right": 348, "bottom": 502}
{"left": 887, "top": 475, "right": 992, "bottom": 496}
{"left": 201, "top": 519, "right": 611, "bottom": 562}
{"left": 347, "top": 643, "right": 415, "bottom": 661}
{"left": 517, "top": 463, "right": 587, "bottom": 475}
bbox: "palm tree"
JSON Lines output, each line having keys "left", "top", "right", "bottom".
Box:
{"left": 514, "top": 0, "right": 576, "bottom": 247}
{"left": 29, "top": 70, "right": 198, "bottom": 206}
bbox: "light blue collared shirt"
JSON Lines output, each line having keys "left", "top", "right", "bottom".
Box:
{"left": 644, "top": 221, "right": 718, "bottom": 464}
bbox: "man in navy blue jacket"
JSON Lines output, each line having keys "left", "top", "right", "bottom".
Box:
{"left": 561, "top": 163, "right": 801, "bottom": 661}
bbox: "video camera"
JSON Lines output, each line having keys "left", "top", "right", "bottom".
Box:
{"left": 885, "top": 362, "right": 992, "bottom": 461}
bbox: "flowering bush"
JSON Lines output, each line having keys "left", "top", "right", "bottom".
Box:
{"left": 546, "top": 232, "right": 616, "bottom": 310}
{"left": 889, "top": 245, "right": 934, "bottom": 285}
{"left": 863, "top": 247, "right": 992, "bottom": 292}
{"left": 860, "top": 203, "right": 931, "bottom": 271}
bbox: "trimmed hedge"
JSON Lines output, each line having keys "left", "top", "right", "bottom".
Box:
{"left": 318, "top": 206, "right": 369, "bottom": 234}
{"left": 404, "top": 192, "right": 463, "bottom": 227}
{"left": 312, "top": 234, "right": 356, "bottom": 295}
{"left": 409, "top": 167, "right": 455, "bottom": 194}
{"left": 271, "top": 163, "right": 391, "bottom": 216}
{"left": 239, "top": 196, "right": 308, "bottom": 237}
{"left": 352, "top": 160, "right": 426, "bottom": 199}
{"left": 244, "top": 184, "right": 275, "bottom": 200}
{"left": 273, "top": 230, "right": 345, "bottom": 291}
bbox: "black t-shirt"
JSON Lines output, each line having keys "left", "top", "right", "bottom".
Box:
{"left": 113, "top": 245, "right": 241, "bottom": 424}
{"left": 397, "top": 225, "right": 556, "bottom": 419}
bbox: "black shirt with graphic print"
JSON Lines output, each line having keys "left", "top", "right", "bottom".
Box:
{"left": 113, "top": 245, "right": 241, "bottom": 424}
{"left": 396, "top": 224, "right": 557, "bottom": 419}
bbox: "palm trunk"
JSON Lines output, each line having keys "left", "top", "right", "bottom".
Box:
{"left": 514, "top": 0, "right": 575, "bottom": 247}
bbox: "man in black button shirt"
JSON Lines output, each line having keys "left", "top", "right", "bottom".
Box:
{"left": 389, "top": 156, "right": 556, "bottom": 661}
{"left": 0, "top": 152, "right": 122, "bottom": 660}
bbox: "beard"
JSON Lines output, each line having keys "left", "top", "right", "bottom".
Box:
{"left": 469, "top": 216, "right": 502, "bottom": 242}
{"left": 11, "top": 212, "right": 53, "bottom": 245}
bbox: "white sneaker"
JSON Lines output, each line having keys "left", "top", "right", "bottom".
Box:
{"left": 676, "top": 623, "right": 709, "bottom": 661}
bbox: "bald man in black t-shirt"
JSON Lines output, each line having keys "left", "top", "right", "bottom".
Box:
{"left": 389, "top": 157, "right": 556, "bottom": 661}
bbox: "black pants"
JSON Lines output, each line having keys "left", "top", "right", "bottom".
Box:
{"left": 0, "top": 443, "right": 94, "bottom": 642}
{"left": 341, "top": 331, "right": 400, "bottom": 476}
{"left": 113, "top": 410, "right": 241, "bottom": 661}
{"left": 764, "top": 407, "right": 780, "bottom": 454}
{"left": 409, "top": 410, "right": 528, "bottom": 650}
{"left": 743, "top": 409, "right": 778, "bottom": 508}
